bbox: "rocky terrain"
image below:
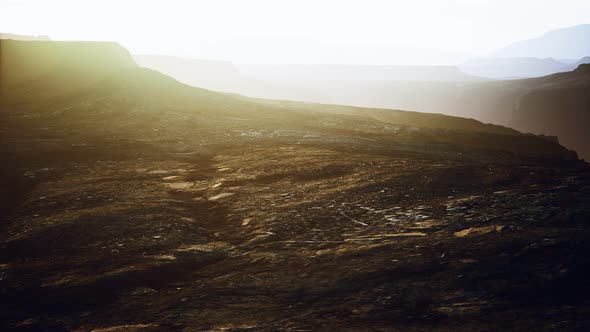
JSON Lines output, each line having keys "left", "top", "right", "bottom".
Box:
{"left": 1, "top": 40, "right": 590, "bottom": 331}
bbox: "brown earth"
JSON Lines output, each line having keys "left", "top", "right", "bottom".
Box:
{"left": 2, "top": 126, "right": 589, "bottom": 331}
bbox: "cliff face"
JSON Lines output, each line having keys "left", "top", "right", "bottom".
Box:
{"left": 513, "top": 66, "right": 590, "bottom": 160}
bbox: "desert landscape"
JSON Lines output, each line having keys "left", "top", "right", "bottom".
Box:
{"left": 1, "top": 1, "right": 590, "bottom": 331}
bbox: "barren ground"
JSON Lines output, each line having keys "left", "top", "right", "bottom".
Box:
{"left": 1, "top": 125, "right": 589, "bottom": 331}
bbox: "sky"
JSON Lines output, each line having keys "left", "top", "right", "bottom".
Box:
{"left": 1, "top": 0, "right": 589, "bottom": 64}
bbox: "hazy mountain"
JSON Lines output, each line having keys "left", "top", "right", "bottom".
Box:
{"left": 0, "top": 40, "right": 519, "bottom": 137}
{"left": 133, "top": 54, "right": 247, "bottom": 93}
{"left": 459, "top": 25, "right": 590, "bottom": 79}
{"left": 459, "top": 57, "right": 569, "bottom": 79}
{"left": 348, "top": 65, "right": 590, "bottom": 159}
{"left": 570, "top": 56, "right": 590, "bottom": 68}
{"left": 278, "top": 66, "right": 590, "bottom": 159}
{"left": 428, "top": 65, "right": 590, "bottom": 160}
{"left": 494, "top": 24, "right": 590, "bottom": 59}
{"left": 236, "top": 64, "right": 482, "bottom": 82}
{"left": 129, "top": 51, "right": 590, "bottom": 159}
{"left": 133, "top": 56, "right": 487, "bottom": 114}
{"left": 1, "top": 40, "right": 578, "bottom": 170}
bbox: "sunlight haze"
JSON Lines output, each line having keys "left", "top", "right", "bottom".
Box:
{"left": 2, "top": 0, "right": 590, "bottom": 64}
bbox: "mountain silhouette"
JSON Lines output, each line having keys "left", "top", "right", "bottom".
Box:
{"left": 570, "top": 56, "right": 590, "bottom": 68}
{"left": 494, "top": 24, "right": 590, "bottom": 59}
{"left": 133, "top": 55, "right": 246, "bottom": 93}
{"left": 235, "top": 64, "right": 482, "bottom": 82}
{"left": 459, "top": 57, "right": 570, "bottom": 79}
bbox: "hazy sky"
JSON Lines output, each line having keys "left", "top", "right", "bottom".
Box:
{"left": 2, "top": 0, "right": 589, "bottom": 64}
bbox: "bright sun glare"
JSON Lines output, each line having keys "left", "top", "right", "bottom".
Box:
{"left": 2, "top": 0, "right": 590, "bottom": 64}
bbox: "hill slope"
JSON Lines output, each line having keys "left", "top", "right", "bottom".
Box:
{"left": 2, "top": 40, "right": 576, "bottom": 161}
{"left": 0, "top": 39, "right": 137, "bottom": 101}
{"left": 129, "top": 51, "right": 590, "bottom": 159}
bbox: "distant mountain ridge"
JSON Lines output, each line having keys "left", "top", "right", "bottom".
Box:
{"left": 459, "top": 57, "right": 572, "bottom": 79}
{"left": 133, "top": 55, "right": 245, "bottom": 93}
{"left": 494, "top": 24, "right": 590, "bottom": 59}
{"left": 461, "top": 25, "right": 590, "bottom": 79}
{"left": 571, "top": 56, "right": 590, "bottom": 68}
{"left": 235, "top": 64, "right": 483, "bottom": 82}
